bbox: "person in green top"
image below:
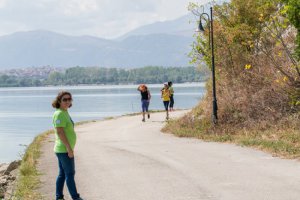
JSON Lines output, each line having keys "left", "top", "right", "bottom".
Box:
{"left": 168, "top": 81, "right": 175, "bottom": 111}
{"left": 52, "top": 91, "right": 83, "bottom": 200}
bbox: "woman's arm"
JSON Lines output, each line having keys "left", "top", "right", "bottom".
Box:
{"left": 56, "top": 127, "right": 74, "bottom": 158}
{"left": 148, "top": 91, "right": 151, "bottom": 100}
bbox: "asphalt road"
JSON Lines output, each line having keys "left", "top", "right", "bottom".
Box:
{"left": 38, "top": 110, "right": 300, "bottom": 200}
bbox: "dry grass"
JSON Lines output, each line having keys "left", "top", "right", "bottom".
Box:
{"left": 163, "top": 108, "right": 300, "bottom": 159}
{"left": 13, "top": 130, "right": 53, "bottom": 200}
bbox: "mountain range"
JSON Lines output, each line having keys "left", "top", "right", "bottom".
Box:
{"left": 0, "top": 13, "right": 199, "bottom": 69}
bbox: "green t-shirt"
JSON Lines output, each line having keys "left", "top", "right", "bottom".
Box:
{"left": 169, "top": 86, "right": 174, "bottom": 95}
{"left": 52, "top": 109, "right": 77, "bottom": 153}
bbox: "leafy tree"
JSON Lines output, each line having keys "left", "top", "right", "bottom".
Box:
{"left": 47, "top": 71, "right": 64, "bottom": 85}
{"left": 281, "top": 0, "right": 300, "bottom": 59}
{"left": 190, "top": 0, "right": 299, "bottom": 127}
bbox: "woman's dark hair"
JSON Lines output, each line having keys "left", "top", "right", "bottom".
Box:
{"left": 168, "top": 81, "right": 173, "bottom": 86}
{"left": 52, "top": 91, "right": 73, "bottom": 109}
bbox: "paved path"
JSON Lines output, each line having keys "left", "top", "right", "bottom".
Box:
{"left": 38, "top": 110, "right": 300, "bottom": 200}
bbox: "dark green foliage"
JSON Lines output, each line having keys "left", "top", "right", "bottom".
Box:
{"left": 0, "top": 75, "right": 41, "bottom": 87}
{"left": 282, "top": 0, "right": 300, "bottom": 59}
{"left": 0, "top": 66, "right": 208, "bottom": 87}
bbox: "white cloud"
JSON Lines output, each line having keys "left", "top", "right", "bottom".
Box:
{"left": 0, "top": 0, "right": 211, "bottom": 39}
{"left": 58, "top": 0, "right": 99, "bottom": 16}
{"left": 0, "top": 0, "right": 7, "bottom": 8}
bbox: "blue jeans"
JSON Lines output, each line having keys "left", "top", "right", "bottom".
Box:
{"left": 56, "top": 153, "right": 80, "bottom": 200}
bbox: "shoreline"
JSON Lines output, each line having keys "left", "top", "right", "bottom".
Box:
{"left": 0, "top": 161, "right": 21, "bottom": 199}
{"left": 0, "top": 119, "right": 99, "bottom": 199}
{"left": 0, "top": 82, "right": 205, "bottom": 90}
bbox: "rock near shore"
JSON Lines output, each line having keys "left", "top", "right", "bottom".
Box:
{"left": 0, "top": 161, "right": 20, "bottom": 199}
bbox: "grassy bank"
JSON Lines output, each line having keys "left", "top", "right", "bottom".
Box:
{"left": 12, "top": 120, "right": 96, "bottom": 199}
{"left": 13, "top": 130, "right": 53, "bottom": 200}
{"left": 163, "top": 110, "right": 300, "bottom": 159}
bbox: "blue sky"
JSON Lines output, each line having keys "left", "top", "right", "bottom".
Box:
{"left": 0, "top": 0, "right": 211, "bottom": 38}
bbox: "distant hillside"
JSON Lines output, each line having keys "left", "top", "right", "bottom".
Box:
{"left": 0, "top": 12, "right": 196, "bottom": 69}
{"left": 117, "top": 2, "right": 219, "bottom": 40}
{"left": 0, "top": 0, "right": 227, "bottom": 69}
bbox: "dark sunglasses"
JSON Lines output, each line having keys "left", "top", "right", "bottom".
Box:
{"left": 62, "top": 97, "right": 72, "bottom": 102}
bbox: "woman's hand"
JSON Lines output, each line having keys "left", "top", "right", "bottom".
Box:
{"left": 68, "top": 149, "right": 74, "bottom": 158}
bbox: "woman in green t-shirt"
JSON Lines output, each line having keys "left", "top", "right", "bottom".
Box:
{"left": 52, "top": 91, "right": 83, "bottom": 200}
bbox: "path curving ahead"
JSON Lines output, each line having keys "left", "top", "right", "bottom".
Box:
{"left": 38, "top": 110, "right": 300, "bottom": 200}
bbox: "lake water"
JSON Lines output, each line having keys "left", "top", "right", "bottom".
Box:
{"left": 0, "top": 83, "right": 206, "bottom": 163}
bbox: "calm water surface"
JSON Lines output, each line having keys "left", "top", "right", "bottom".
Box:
{"left": 0, "top": 83, "right": 205, "bottom": 162}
